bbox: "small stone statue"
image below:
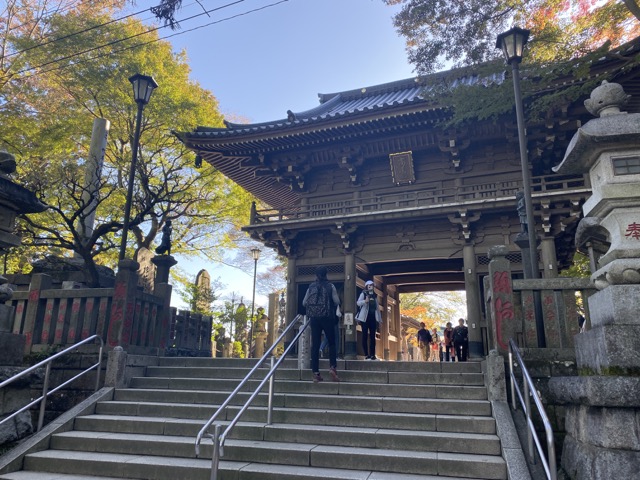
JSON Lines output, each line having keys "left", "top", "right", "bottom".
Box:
{"left": 516, "top": 191, "right": 527, "bottom": 233}
{"left": 155, "top": 220, "right": 172, "bottom": 255}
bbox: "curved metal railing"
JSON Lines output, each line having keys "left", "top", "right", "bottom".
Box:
{"left": 508, "top": 338, "right": 557, "bottom": 480}
{"left": 195, "top": 314, "right": 308, "bottom": 480}
{"left": 0, "top": 334, "right": 104, "bottom": 432}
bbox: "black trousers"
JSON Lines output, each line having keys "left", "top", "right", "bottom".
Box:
{"left": 454, "top": 341, "right": 468, "bottom": 361}
{"left": 361, "top": 316, "right": 377, "bottom": 357}
{"left": 310, "top": 316, "right": 337, "bottom": 372}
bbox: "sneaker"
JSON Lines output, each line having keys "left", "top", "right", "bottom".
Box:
{"left": 312, "top": 372, "right": 323, "bottom": 383}
{"left": 365, "top": 356, "right": 372, "bottom": 361}
{"left": 370, "top": 356, "right": 378, "bottom": 360}
{"left": 329, "top": 367, "right": 341, "bottom": 382}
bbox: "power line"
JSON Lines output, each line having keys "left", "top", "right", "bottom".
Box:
{"left": 4, "top": 0, "right": 108, "bottom": 34}
{"left": 5, "top": 0, "right": 203, "bottom": 60}
{"left": 14, "top": 0, "right": 247, "bottom": 77}
{"left": 16, "top": 0, "right": 290, "bottom": 82}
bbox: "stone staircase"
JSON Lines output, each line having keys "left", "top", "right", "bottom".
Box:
{"left": 0, "top": 357, "right": 511, "bottom": 480}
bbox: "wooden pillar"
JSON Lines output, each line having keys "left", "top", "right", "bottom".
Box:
{"left": 343, "top": 252, "right": 357, "bottom": 358}
{"left": 541, "top": 237, "right": 559, "bottom": 278}
{"left": 381, "top": 282, "right": 390, "bottom": 360}
{"left": 284, "top": 255, "right": 297, "bottom": 346}
{"left": 393, "top": 293, "right": 402, "bottom": 360}
{"left": 266, "top": 292, "right": 278, "bottom": 351}
{"left": 463, "top": 243, "right": 483, "bottom": 358}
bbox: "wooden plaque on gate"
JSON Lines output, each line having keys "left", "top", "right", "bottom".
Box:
{"left": 389, "top": 151, "right": 415, "bottom": 185}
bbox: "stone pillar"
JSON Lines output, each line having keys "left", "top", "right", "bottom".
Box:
{"left": 152, "top": 254, "right": 177, "bottom": 287}
{"left": 153, "top": 282, "right": 173, "bottom": 352}
{"left": 0, "top": 299, "right": 23, "bottom": 366}
{"left": 486, "top": 246, "right": 516, "bottom": 356}
{"left": 107, "top": 259, "right": 140, "bottom": 349}
{"left": 549, "top": 81, "right": 640, "bottom": 479}
{"left": 541, "top": 237, "right": 559, "bottom": 278}
{"left": 463, "top": 243, "right": 483, "bottom": 357}
{"left": 343, "top": 252, "right": 357, "bottom": 358}
{"left": 22, "top": 274, "right": 52, "bottom": 355}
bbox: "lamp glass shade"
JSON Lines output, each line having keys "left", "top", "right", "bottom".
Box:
{"left": 129, "top": 73, "right": 158, "bottom": 105}
{"left": 496, "top": 27, "right": 530, "bottom": 63}
{"left": 251, "top": 248, "right": 261, "bottom": 261}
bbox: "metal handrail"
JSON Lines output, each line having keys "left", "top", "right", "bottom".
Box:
{"left": 508, "top": 338, "right": 557, "bottom": 480}
{"left": 195, "top": 314, "right": 308, "bottom": 480}
{"left": 0, "top": 335, "right": 104, "bottom": 432}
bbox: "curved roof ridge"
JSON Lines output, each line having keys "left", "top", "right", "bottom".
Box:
{"left": 289, "top": 93, "right": 343, "bottom": 119}
{"left": 318, "top": 77, "right": 421, "bottom": 103}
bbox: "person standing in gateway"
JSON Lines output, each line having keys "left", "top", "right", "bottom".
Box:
{"left": 303, "top": 266, "right": 342, "bottom": 382}
{"left": 452, "top": 318, "right": 469, "bottom": 362}
{"left": 356, "top": 280, "right": 382, "bottom": 360}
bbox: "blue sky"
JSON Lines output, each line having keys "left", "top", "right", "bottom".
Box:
{"left": 135, "top": 0, "right": 415, "bottom": 308}
{"left": 145, "top": 0, "right": 415, "bottom": 122}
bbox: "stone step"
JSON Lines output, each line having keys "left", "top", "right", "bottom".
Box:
{"left": 18, "top": 447, "right": 506, "bottom": 479}
{"left": 154, "top": 357, "right": 483, "bottom": 374}
{"left": 95, "top": 393, "right": 492, "bottom": 420}
{"left": 0, "top": 357, "right": 510, "bottom": 480}
{"left": 129, "top": 377, "right": 488, "bottom": 400}
{"left": 77, "top": 410, "right": 496, "bottom": 437}
{"left": 0, "top": 472, "right": 490, "bottom": 480}
{"left": 142, "top": 366, "right": 485, "bottom": 385}
{"left": 113, "top": 385, "right": 489, "bottom": 408}
{"left": 67, "top": 419, "right": 500, "bottom": 455}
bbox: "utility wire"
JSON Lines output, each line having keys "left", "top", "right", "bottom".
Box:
{"left": 5, "top": 0, "right": 208, "bottom": 60}
{"left": 14, "top": 0, "right": 247, "bottom": 76}
{"left": 16, "top": 0, "right": 289, "bottom": 81}
{"left": 4, "top": 0, "right": 109, "bottom": 33}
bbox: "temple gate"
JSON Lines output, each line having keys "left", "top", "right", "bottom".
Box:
{"left": 176, "top": 43, "right": 640, "bottom": 359}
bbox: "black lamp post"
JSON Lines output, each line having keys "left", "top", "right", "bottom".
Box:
{"left": 118, "top": 73, "right": 158, "bottom": 261}
{"left": 248, "top": 247, "right": 261, "bottom": 357}
{"left": 496, "top": 27, "right": 546, "bottom": 347}
{"left": 496, "top": 27, "right": 538, "bottom": 279}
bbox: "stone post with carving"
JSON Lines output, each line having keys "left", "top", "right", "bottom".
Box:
{"left": 549, "top": 81, "right": 640, "bottom": 479}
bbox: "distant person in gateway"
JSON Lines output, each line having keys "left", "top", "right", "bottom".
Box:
{"left": 452, "top": 318, "right": 469, "bottom": 362}
{"left": 356, "top": 280, "right": 382, "bottom": 360}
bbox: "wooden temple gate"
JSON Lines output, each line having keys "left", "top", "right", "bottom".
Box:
{"left": 176, "top": 44, "right": 640, "bottom": 359}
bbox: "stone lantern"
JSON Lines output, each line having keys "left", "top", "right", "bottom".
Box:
{"left": 0, "top": 150, "right": 46, "bottom": 364}
{"left": 550, "top": 81, "right": 640, "bottom": 479}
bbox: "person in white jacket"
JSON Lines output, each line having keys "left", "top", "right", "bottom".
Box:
{"left": 356, "top": 280, "right": 382, "bottom": 360}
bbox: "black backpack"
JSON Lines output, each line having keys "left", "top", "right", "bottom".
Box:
{"left": 305, "top": 282, "right": 331, "bottom": 318}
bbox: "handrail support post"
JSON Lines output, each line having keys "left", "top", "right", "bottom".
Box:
{"left": 210, "top": 424, "right": 221, "bottom": 480}
{"left": 267, "top": 356, "right": 275, "bottom": 425}
{"left": 37, "top": 363, "right": 52, "bottom": 432}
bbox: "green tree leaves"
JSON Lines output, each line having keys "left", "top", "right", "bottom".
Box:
{"left": 1, "top": 2, "right": 253, "bottom": 284}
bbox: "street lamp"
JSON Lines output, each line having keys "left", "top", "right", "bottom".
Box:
{"left": 496, "top": 27, "right": 545, "bottom": 347}
{"left": 248, "top": 247, "right": 261, "bottom": 357}
{"left": 118, "top": 73, "right": 158, "bottom": 261}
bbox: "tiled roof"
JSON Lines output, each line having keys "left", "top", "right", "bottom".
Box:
{"left": 182, "top": 72, "right": 505, "bottom": 140}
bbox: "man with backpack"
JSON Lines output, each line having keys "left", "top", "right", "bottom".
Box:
{"left": 302, "top": 266, "right": 342, "bottom": 382}
{"left": 452, "top": 318, "right": 469, "bottom": 362}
